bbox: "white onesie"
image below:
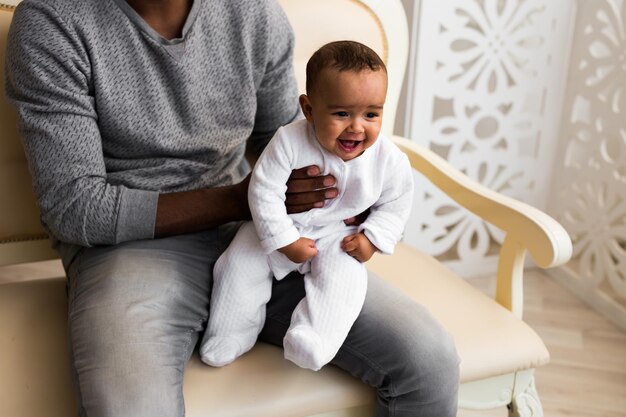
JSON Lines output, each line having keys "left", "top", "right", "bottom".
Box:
{"left": 200, "top": 119, "right": 413, "bottom": 370}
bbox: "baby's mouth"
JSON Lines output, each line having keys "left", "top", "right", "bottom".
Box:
{"left": 338, "top": 139, "right": 362, "bottom": 152}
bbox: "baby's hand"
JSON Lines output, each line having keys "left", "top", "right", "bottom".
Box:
{"left": 341, "top": 232, "right": 378, "bottom": 263}
{"left": 278, "top": 237, "right": 318, "bottom": 263}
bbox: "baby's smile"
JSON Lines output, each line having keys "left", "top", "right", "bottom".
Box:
{"left": 338, "top": 139, "right": 362, "bottom": 153}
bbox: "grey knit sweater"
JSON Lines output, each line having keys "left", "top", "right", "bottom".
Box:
{"left": 5, "top": 0, "right": 300, "bottom": 250}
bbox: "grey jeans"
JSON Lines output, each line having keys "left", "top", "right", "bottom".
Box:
{"left": 65, "top": 225, "right": 459, "bottom": 417}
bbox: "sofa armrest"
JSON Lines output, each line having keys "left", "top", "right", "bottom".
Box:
{"left": 392, "top": 135, "right": 572, "bottom": 317}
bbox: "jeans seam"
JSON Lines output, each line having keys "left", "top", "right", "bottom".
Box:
{"left": 67, "top": 253, "right": 86, "bottom": 417}
{"left": 67, "top": 249, "right": 85, "bottom": 312}
{"left": 186, "top": 315, "right": 207, "bottom": 360}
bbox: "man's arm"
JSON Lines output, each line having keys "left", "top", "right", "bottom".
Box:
{"left": 5, "top": 3, "right": 160, "bottom": 247}
{"left": 154, "top": 177, "right": 250, "bottom": 238}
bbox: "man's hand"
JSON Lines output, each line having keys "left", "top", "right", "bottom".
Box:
{"left": 286, "top": 166, "right": 337, "bottom": 214}
{"left": 278, "top": 237, "right": 318, "bottom": 263}
{"left": 343, "top": 208, "right": 370, "bottom": 226}
{"left": 341, "top": 232, "right": 378, "bottom": 263}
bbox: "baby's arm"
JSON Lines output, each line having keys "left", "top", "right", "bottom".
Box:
{"left": 356, "top": 150, "right": 414, "bottom": 255}
{"left": 279, "top": 237, "right": 318, "bottom": 263}
{"left": 250, "top": 126, "right": 321, "bottom": 260}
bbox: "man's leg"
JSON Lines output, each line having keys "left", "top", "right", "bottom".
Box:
{"left": 261, "top": 271, "right": 460, "bottom": 417}
{"left": 65, "top": 227, "right": 233, "bottom": 417}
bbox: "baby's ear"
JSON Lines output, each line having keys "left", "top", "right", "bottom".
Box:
{"left": 299, "top": 94, "right": 314, "bottom": 122}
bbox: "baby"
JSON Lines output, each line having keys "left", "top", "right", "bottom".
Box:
{"left": 200, "top": 40, "right": 414, "bottom": 371}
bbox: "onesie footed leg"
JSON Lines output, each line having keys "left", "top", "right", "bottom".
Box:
{"left": 283, "top": 236, "right": 368, "bottom": 371}
{"left": 283, "top": 325, "right": 334, "bottom": 371}
{"left": 200, "top": 335, "right": 249, "bottom": 367}
{"left": 202, "top": 222, "right": 273, "bottom": 367}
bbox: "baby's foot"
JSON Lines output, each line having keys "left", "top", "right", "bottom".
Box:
{"left": 283, "top": 326, "right": 331, "bottom": 371}
{"left": 200, "top": 337, "right": 243, "bottom": 367}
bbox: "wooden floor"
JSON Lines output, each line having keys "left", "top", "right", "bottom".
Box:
{"left": 1, "top": 262, "right": 625, "bottom": 416}
{"left": 459, "top": 269, "right": 626, "bottom": 417}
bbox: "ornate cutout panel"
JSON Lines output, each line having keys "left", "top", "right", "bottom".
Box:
{"left": 548, "top": 0, "right": 626, "bottom": 329}
{"left": 404, "top": 0, "right": 573, "bottom": 276}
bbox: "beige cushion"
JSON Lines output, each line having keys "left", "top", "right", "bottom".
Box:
{"left": 0, "top": 8, "right": 49, "bottom": 245}
{"left": 0, "top": 242, "right": 549, "bottom": 417}
{"left": 277, "top": 0, "right": 386, "bottom": 96}
{"left": 0, "top": 278, "right": 76, "bottom": 417}
{"left": 368, "top": 244, "right": 550, "bottom": 383}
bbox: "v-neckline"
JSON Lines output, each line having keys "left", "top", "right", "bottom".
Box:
{"left": 112, "top": 0, "right": 201, "bottom": 60}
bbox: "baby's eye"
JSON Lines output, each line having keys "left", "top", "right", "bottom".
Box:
{"left": 366, "top": 112, "right": 379, "bottom": 119}
{"left": 334, "top": 111, "right": 349, "bottom": 117}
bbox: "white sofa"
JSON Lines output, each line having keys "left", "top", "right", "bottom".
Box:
{"left": 0, "top": 1, "right": 572, "bottom": 416}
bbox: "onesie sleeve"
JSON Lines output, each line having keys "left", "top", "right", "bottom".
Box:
{"left": 248, "top": 127, "right": 300, "bottom": 253}
{"left": 4, "top": 3, "right": 158, "bottom": 247}
{"left": 358, "top": 148, "right": 414, "bottom": 255}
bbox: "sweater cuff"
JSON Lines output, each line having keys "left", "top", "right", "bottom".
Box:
{"left": 359, "top": 225, "right": 396, "bottom": 255}
{"left": 259, "top": 226, "right": 300, "bottom": 254}
{"left": 115, "top": 188, "right": 159, "bottom": 244}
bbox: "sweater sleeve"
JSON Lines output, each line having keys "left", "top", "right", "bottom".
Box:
{"left": 248, "top": 128, "right": 300, "bottom": 253}
{"left": 358, "top": 149, "right": 414, "bottom": 255}
{"left": 246, "top": 0, "right": 301, "bottom": 157}
{"left": 4, "top": 3, "right": 158, "bottom": 247}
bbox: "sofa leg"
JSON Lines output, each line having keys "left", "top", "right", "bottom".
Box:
{"left": 507, "top": 377, "right": 544, "bottom": 417}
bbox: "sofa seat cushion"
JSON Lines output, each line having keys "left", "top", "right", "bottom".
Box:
{"left": 367, "top": 243, "right": 550, "bottom": 383}
{"left": 184, "top": 344, "right": 374, "bottom": 417}
{"left": 0, "top": 242, "right": 549, "bottom": 416}
{"left": 0, "top": 277, "right": 374, "bottom": 417}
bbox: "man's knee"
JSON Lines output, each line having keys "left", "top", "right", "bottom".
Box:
{"left": 74, "top": 362, "right": 185, "bottom": 417}
{"left": 384, "top": 317, "right": 459, "bottom": 417}
{"left": 382, "top": 313, "right": 459, "bottom": 392}
{"left": 346, "top": 276, "right": 460, "bottom": 415}
{"left": 67, "top": 243, "right": 208, "bottom": 417}
{"left": 70, "top": 302, "right": 193, "bottom": 417}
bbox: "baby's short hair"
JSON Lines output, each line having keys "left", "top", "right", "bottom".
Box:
{"left": 305, "top": 40, "right": 387, "bottom": 95}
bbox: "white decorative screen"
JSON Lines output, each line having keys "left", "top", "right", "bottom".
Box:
{"left": 548, "top": 0, "right": 626, "bottom": 328}
{"left": 404, "top": 0, "right": 574, "bottom": 277}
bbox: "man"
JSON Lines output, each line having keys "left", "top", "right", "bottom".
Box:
{"left": 5, "top": 0, "right": 459, "bottom": 415}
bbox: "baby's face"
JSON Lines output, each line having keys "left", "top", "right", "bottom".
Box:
{"left": 300, "top": 68, "right": 387, "bottom": 161}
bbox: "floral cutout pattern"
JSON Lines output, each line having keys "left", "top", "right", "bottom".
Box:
{"left": 554, "top": 0, "right": 626, "bottom": 303}
{"left": 406, "top": 0, "right": 571, "bottom": 276}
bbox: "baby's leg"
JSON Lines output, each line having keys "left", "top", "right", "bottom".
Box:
{"left": 283, "top": 236, "right": 367, "bottom": 370}
{"left": 200, "top": 222, "right": 273, "bottom": 367}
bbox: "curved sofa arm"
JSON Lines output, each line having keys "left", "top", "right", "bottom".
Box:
{"left": 392, "top": 135, "right": 572, "bottom": 317}
{"left": 391, "top": 135, "right": 572, "bottom": 269}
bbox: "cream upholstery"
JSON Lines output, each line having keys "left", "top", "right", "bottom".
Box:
{"left": 0, "top": 1, "right": 571, "bottom": 416}
{"left": 0, "top": 247, "right": 551, "bottom": 417}
{"left": 0, "top": 9, "right": 41, "bottom": 234}
{"left": 0, "top": 5, "right": 58, "bottom": 266}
